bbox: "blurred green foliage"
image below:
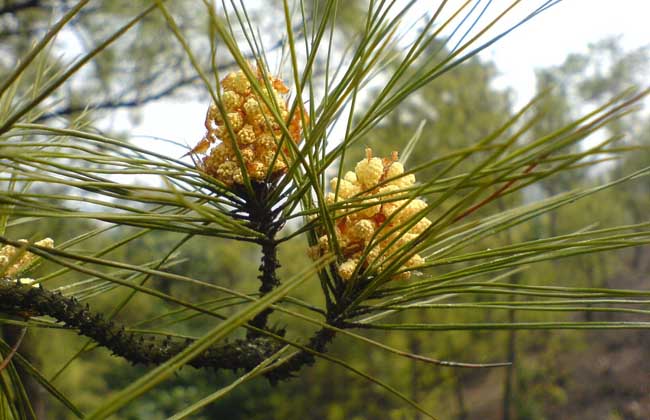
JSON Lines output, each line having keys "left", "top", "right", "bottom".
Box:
{"left": 1, "top": 1, "right": 649, "bottom": 418}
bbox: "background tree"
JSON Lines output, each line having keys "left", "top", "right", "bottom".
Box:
{"left": 0, "top": 2, "right": 649, "bottom": 419}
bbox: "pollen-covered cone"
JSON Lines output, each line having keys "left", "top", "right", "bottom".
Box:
{"left": 313, "top": 149, "right": 430, "bottom": 281}
{"left": 0, "top": 238, "right": 54, "bottom": 278}
{"left": 193, "top": 67, "right": 307, "bottom": 185}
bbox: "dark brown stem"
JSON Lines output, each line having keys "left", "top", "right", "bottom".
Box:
{"left": 0, "top": 278, "right": 342, "bottom": 383}
{"left": 0, "top": 280, "right": 282, "bottom": 372}
{"left": 232, "top": 181, "right": 285, "bottom": 335}
{"left": 247, "top": 238, "right": 281, "bottom": 335}
{"left": 265, "top": 326, "right": 337, "bottom": 384}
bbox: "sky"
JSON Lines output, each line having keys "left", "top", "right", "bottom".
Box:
{"left": 482, "top": 0, "right": 649, "bottom": 107}
{"left": 125, "top": 0, "right": 650, "bottom": 152}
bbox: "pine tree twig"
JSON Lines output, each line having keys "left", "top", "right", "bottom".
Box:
{"left": 0, "top": 326, "right": 27, "bottom": 373}
{"left": 0, "top": 278, "right": 342, "bottom": 382}
{"left": 0, "top": 280, "right": 282, "bottom": 372}
{"left": 453, "top": 159, "right": 543, "bottom": 223}
{"left": 232, "top": 181, "right": 287, "bottom": 335}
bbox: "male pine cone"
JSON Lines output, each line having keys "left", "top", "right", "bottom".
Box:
{"left": 193, "top": 67, "right": 306, "bottom": 185}
{"left": 313, "top": 148, "right": 429, "bottom": 281}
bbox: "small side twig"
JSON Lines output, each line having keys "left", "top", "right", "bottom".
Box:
{"left": 0, "top": 326, "right": 27, "bottom": 373}
{"left": 453, "top": 159, "right": 542, "bottom": 223}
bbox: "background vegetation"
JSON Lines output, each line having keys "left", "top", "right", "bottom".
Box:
{"left": 0, "top": 1, "right": 649, "bottom": 419}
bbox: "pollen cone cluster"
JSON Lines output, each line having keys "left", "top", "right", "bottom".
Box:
{"left": 0, "top": 238, "right": 53, "bottom": 279}
{"left": 312, "top": 149, "right": 430, "bottom": 281}
{"left": 193, "top": 67, "right": 306, "bottom": 185}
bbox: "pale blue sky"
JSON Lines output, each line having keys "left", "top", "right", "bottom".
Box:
{"left": 482, "top": 0, "right": 649, "bottom": 107}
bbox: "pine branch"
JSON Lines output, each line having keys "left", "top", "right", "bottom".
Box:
{"left": 34, "top": 74, "right": 202, "bottom": 122}
{"left": 0, "top": 277, "right": 345, "bottom": 382}
{"left": 0, "top": 279, "right": 282, "bottom": 372}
